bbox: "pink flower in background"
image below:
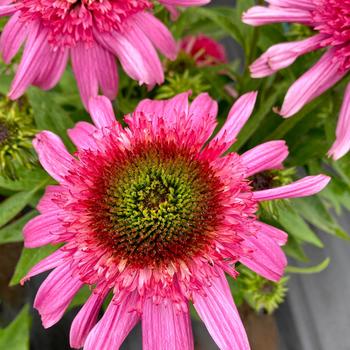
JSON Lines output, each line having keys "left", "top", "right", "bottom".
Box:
{"left": 0, "top": 0, "right": 209, "bottom": 108}
{"left": 23, "top": 92, "right": 329, "bottom": 350}
{"left": 243, "top": 0, "right": 350, "bottom": 160}
{"left": 180, "top": 34, "right": 228, "bottom": 66}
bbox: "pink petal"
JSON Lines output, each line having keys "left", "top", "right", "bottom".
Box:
{"left": 68, "top": 121, "right": 98, "bottom": 151}
{"left": 0, "top": 4, "right": 16, "bottom": 16}
{"left": 37, "top": 185, "right": 66, "bottom": 213}
{"left": 23, "top": 212, "right": 67, "bottom": 248}
{"left": 88, "top": 96, "right": 117, "bottom": 129}
{"left": 240, "top": 230, "right": 287, "bottom": 282}
{"left": 328, "top": 83, "right": 350, "bottom": 160}
{"left": 255, "top": 221, "right": 288, "bottom": 246}
{"left": 70, "top": 289, "right": 109, "bottom": 349}
{"left": 33, "top": 131, "right": 76, "bottom": 183}
{"left": 32, "top": 46, "right": 68, "bottom": 90}
{"left": 132, "top": 12, "right": 177, "bottom": 60}
{"left": 253, "top": 175, "right": 331, "bottom": 201}
{"left": 189, "top": 92, "right": 218, "bottom": 124}
{"left": 280, "top": 50, "right": 346, "bottom": 117}
{"left": 242, "top": 6, "right": 311, "bottom": 26}
{"left": 34, "top": 264, "right": 83, "bottom": 328}
{"left": 250, "top": 34, "right": 325, "bottom": 78}
{"left": 94, "top": 44, "right": 118, "bottom": 100}
{"left": 193, "top": 270, "right": 250, "bottom": 350}
{"left": 158, "top": 0, "right": 210, "bottom": 5}
{"left": 71, "top": 43, "right": 99, "bottom": 109}
{"left": 0, "top": 12, "right": 28, "bottom": 63}
{"left": 266, "top": 0, "right": 316, "bottom": 11}
{"left": 8, "top": 23, "right": 50, "bottom": 99}
{"left": 241, "top": 140, "right": 289, "bottom": 177}
{"left": 21, "top": 248, "right": 66, "bottom": 284}
{"left": 209, "top": 92, "right": 258, "bottom": 153}
{"left": 84, "top": 292, "right": 140, "bottom": 350}
{"left": 95, "top": 25, "right": 164, "bottom": 86}
{"left": 142, "top": 299, "right": 193, "bottom": 350}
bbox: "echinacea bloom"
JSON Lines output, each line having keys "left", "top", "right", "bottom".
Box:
{"left": 0, "top": 0, "right": 209, "bottom": 108}
{"left": 243, "top": 1, "right": 350, "bottom": 160}
{"left": 180, "top": 34, "right": 228, "bottom": 66}
{"left": 23, "top": 92, "right": 329, "bottom": 350}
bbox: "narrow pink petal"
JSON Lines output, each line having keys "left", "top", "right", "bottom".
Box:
{"left": 135, "top": 92, "right": 190, "bottom": 121}
{"left": 32, "top": 46, "right": 69, "bottom": 90}
{"left": 71, "top": 43, "right": 99, "bottom": 109}
{"left": 250, "top": 34, "right": 325, "bottom": 78}
{"left": 242, "top": 6, "right": 312, "bottom": 26}
{"left": 0, "top": 4, "right": 16, "bottom": 16}
{"left": 159, "top": 0, "right": 210, "bottom": 5}
{"left": 67, "top": 121, "right": 98, "bottom": 151}
{"left": 8, "top": 23, "right": 50, "bottom": 99}
{"left": 95, "top": 30, "right": 146, "bottom": 84}
{"left": 240, "top": 230, "right": 287, "bottom": 282}
{"left": 253, "top": 175, "right": 330, "bottom": 201}
{"left": 328, "top": 83, "right": 350, "bottom": 160}
{"left": 84, "top": 292, "right": 140, "bottom": 350}
{"left": 132, "top": 12, "right": 177, "bottom": 60}
{"left": 0, "top": 12, "right": 28, "bottom": 63}
{"left": 255, "top": 221, "right": 288, "bottom": 246}
{"left": 266, "top": 0, "right": 316, "bottom": 10}
{"left": 37, "top": 185, "right": 66, "bottom": 213}
{"left": 23, "top": 212, "right": 67, "bottom": 248}
{"left": 96, "top": 25, "right": 164, "bottom": 86}
{"left": 135, "top": 99, "right": 167, "bottom": 117}
{"left": 280, "top": 50, "right": 346, "bottom": 117}
{"left": 88, "top": 96, "right": 117, "bottom": 129}
{"left": 142, "top": 299, "right": 193, "bottom": 350}
{"left": 189, "top": 92, "right": 218, "bottom": 124}
{"left": 209, "top": 92, "right": 258, "bottom": 153}
{"left": 94, "top": 44, "right": 118, "bottom": 100}
{"left": 34, "top": 264, "right": 83, "bottom": 328}
{"left": 193, "top": 270, "right": 250, "bottom": 350}
{"left": 33, "top": 131, "right": 76, "bottom": 183}
{"left": 241, "top": 140, "right": 289, "bottom": 177}
{"left": 21, "top": 248, "right": 66, "bottom": 284}
{"left": 70, "top": 289, "right": 109, "bottom": 349}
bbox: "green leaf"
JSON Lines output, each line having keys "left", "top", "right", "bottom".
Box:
{"left": 27, "top": 88, "right": 75, "bottom": 151}
{"left": 0, "top": 191, "right": 35, "bottom": 228}
{"left": 0, "top": 210, "right": 37, "bottom": 244}
{"left": 0, "top": 305, "right": 30, "bottom": 350}
{"left": 293, "top": 197, "right": 350, "bottom": 240}
{"left": 69, "top": 286, "right": 91, "bottom": 310}
{"left": 10, "top": 245, "right": 58, "bottom": 286}
{"left": 276, "top": 205, "right": 324, "bottom": 248}
{"left": 286, "top": 258, "right": 330, "bottom": 274}
{"left": 0, "top": 168, "right": 50, "bottom": 192}
{"left": 283, "top": 236, "right": 309, "bottom": 263}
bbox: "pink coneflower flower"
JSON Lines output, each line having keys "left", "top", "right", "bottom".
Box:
{"left": 243, "top": 1, "right": 350, "bottom": 160}
{"left": 180, "top": 34, "right": 228, "bottom": 66}
{"left": 0, "top": 0, "right": 209, "bottom": 108}
{"left": 23, "top": 92, "right": 329, "bottom": 350}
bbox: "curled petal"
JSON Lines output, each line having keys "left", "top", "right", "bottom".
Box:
{"left": 253, "top": 175, "right": 330, "bottom": 201}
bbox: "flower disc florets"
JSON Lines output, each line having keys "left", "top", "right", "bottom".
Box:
{"left": 83, "top": 140, "right": 224, "bottom": 267}
{"left": 18, "top": 0, "right": 152, "bottom": 47}
{"left": 312, "top": 0, "right": 350, "bottom": 69}
{"left": 23, "top": 93, "right": 330, "bottom": 350}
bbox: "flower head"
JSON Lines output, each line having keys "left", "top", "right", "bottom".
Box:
{"left": 0, "top": 0, "right": 209, "bottom": 108}
{"left": 23, "top": 92, "right": 329, "bottom": 350}
{"left": 0, "top": 97, "right": 36, "bottom": 179}
{"left": 243, "top": 0, "right": 350, "bottom": 159}
{"left": 179, "top": 34, "right": 228, "bottom": 66}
